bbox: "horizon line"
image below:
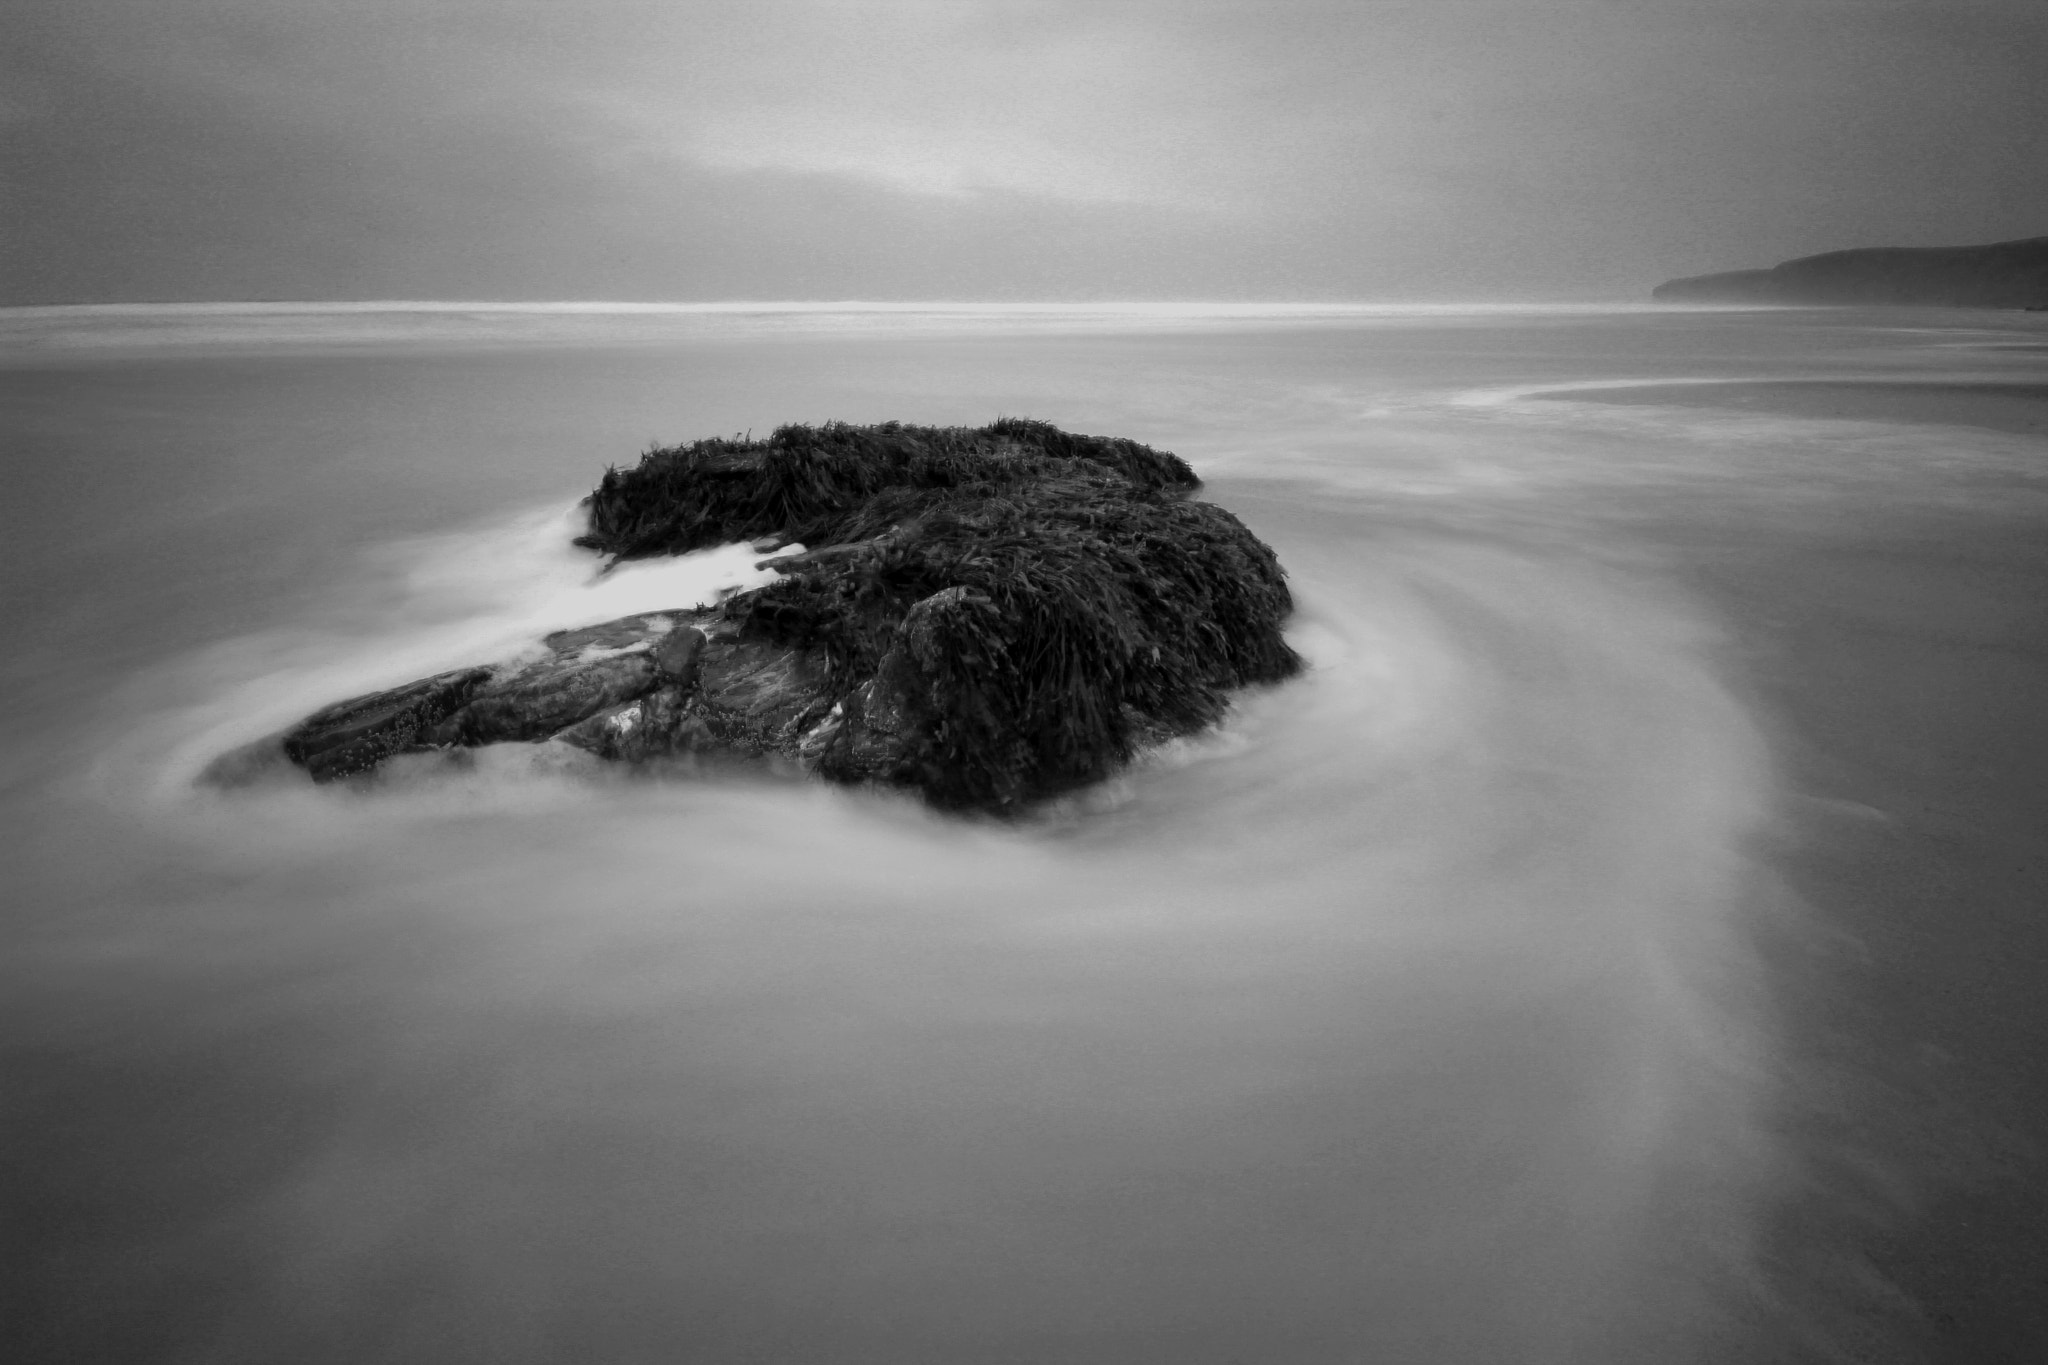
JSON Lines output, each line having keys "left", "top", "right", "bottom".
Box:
{"left": 3, "top": 297, "right": 1656, "bottom": 316}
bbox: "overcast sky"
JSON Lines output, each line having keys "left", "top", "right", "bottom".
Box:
{"left": 4, "top": 0, "right": 2045, "bottom": 303}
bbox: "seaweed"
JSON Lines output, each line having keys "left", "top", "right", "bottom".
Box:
{"left": 575, "top": 418, "right": 1201, "bottom": 560}
{"left": 220, "top": 420, "right": 1301, "bottom": 813}
{"left": 579, "top": 419, "right": 1299, "bottom": 811}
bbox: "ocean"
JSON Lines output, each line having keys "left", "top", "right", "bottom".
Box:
{"left": 5, "top": 303, "right": 2046, "bottom": 1363}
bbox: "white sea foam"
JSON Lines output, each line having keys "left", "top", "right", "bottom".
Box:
{"left": 108, "top": 505, "right": 800, "bottom": 799}
{"left": 74, "top": 498, "right": 1781, "bottom": 1362}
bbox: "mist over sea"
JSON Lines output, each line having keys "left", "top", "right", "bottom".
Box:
{"left": 6, "top": 305, "right": 2047, "bottom": 1364}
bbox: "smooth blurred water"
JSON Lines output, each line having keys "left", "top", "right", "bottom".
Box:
{"left": 6, "top": 305, "right": 2047, "bottom": 1363}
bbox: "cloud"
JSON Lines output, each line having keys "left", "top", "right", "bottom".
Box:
{"left": 6, "top": 0, "right": 2048, "bottom": 302}
{"left": 643, "top": 108, "right": 1151, "bottom": 205}
{"left": 540, "top": 2, "right": 1267, "bottom": 210}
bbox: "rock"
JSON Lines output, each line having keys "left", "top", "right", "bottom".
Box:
{"left": 555, "top": 685, "right": 697, "bottom": 764}
{"left": 210, "top": 420, "right": 1301, "bottom": 813}
{"left": 1653, "top": 235, "right": 2048, "bottom": 308}
{"left": 541, "top": 612, "right": 680, "bottom": 654}
{"left": 651, "top": 625, "right": 707, "bottom": 683}
{"left": 281, "top": 667, "right": 493, "bottom": 782}
{"left": 692, "top": 635, "right": 835, "bottom": 755}
{"left": 435, "top": 651, "right": 660, "bottom": 746}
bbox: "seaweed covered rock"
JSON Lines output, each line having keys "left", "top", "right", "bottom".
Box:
{"left": 210, "top": 419, "right": 1301, "bottom": 812}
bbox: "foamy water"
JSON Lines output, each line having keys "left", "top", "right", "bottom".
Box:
{"left": 8, "top": 304, "right": 2047, "bottom": 1363}
{"left": 117, "top": 514, "right": 802, "bottom": 800}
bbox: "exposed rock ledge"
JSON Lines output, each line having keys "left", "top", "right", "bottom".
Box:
{"left": 204, "top": 419, "right": 1301, "bottom": 813}
{"left": 1652, "top": 235, "right": 2048, "bottom": 309}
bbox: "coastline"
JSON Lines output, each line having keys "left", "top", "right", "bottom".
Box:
{"left": 1687, "top": 509, "right": 2048, "bottom": 1362}
{"left": 1540, "top": 380, "right": 2048, "bottom": 438}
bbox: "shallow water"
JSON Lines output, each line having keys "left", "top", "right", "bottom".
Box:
{"left": 6, "top": 305, "right": 2047, "bottom": 1363}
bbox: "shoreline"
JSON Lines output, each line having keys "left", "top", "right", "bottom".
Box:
{"left": 1540, "top": 379, "right": 2048, "bottom": 438}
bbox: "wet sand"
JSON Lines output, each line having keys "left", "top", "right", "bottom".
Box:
{"left": 1680, "top": 510, "right": 2048, "bottom": 1363}
{"left": 1545, "top": 380, "right": 2048, "bottom": 438}
{"left": 1522, "top": 366, "right": 2048, "bottom": 1358}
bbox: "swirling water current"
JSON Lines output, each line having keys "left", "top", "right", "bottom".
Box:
{"left": 6, "top": 305, "right": 2048, "bottom": 1363}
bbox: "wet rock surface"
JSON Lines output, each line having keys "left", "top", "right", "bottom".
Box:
{"left": 208, "top": 419, "right": 1302, "bottom": 812}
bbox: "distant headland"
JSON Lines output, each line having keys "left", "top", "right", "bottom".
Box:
{"left": 1653, "top": 235, "right": 2048, "bottom": 309}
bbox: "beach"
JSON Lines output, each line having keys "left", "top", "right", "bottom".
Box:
{"left": 1550, "top": 378, "right": 2048, "bottom": 438}
{"left": 5, "top": 303, "right": 2047, "bottom": 1363}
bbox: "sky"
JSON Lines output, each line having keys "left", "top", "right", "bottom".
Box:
{"left": 4, "top": 0, "right": 2046, "bottom": 304}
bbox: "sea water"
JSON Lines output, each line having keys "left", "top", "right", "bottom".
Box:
{"left": 6, "top": 305, "right": 2047, "bottom": 1363}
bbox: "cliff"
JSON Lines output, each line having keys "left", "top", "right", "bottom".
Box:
{"left": 1652, "top": 236, "right": 2048, "bottom": 308}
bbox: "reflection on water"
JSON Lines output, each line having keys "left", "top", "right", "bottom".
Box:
{"left": 7, "top": 305, "right": 2048, "bottom": 1362}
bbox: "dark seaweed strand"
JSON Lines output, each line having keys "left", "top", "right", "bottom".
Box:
{"left": 903, "top": 500, "right": 1297, "bottom": 808}
{"left": 575, "top": 419, "right": 1200, "bottom": 561}
{"left": 579, "top": 419, "right": 1297, "bottom": 810}
{"left": 733, "top": 479, "right": 1299, "bottom": 809}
